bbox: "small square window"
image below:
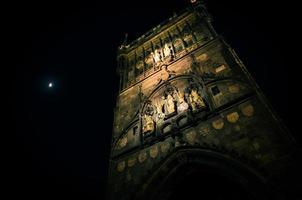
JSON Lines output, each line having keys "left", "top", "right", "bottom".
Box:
{"left": 211, "top": 86, "right": 221, "bottom": 96}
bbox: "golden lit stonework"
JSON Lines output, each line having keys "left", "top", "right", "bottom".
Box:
{"left": 109, "top": 1, "right": 296, "bottom": 199}
{"left": 212, "top": 118, "right": 224, "bottom": 130}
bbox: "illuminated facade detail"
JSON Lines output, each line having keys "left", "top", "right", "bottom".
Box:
{"left": 108, "top": 1, "right": 298, "bottom": 200}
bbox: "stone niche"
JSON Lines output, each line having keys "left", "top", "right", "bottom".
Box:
{"left": 140, "top": 76, "right": 208, "bottom": 138}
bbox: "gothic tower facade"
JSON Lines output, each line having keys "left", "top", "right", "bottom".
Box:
{"left": 108, "top": 1, "right": 298, "bottom": 199}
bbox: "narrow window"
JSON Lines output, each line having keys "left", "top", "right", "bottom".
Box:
{"left": 211, "top": 86, "right": 221, "bottom": 96}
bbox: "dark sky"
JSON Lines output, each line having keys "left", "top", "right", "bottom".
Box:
{"left": 12, "top": 0, "right": 300, "bottom": 199}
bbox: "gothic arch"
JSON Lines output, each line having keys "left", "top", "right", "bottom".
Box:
{"left": 139, "top": 75, "right": 211, "bottom": 139}
{"left": 140, "top": 74, "right": 208, "bottom": 115}
{"left": 134, "top": 148, "right": 275, "bottom": 200}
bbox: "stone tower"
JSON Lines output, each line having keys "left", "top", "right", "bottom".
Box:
{"left": 108, "top": 1, "right": 299, "bottom": 200}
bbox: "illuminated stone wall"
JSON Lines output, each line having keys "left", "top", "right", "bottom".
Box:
{"left": 108, "top": 2, "right": 296, "bottom": 200}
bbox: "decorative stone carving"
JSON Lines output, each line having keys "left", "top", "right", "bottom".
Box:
{"left": 212, "top": 118, "right": 224, "bottom": 130}
{"left": 196, "top": 53, "right": 208, "bottom": 62}
{"left": 163, "top": 43, "right": 174, "bottom": 61}
{"left": 153, "top": 50, "right": 162, "bottom": 64}
{"left": 177, "top": 91, "right": 189, "bottom": 112}
{"left": 136, "top": 60, "right": 144, "bottom": 70}
{"left": 226, "top": 112, "right": 239, "bottom": 123}
{"left": 138, "top": 152, "right": 147, "bottom": 163}
{"left": 185, "top": 130, "right": 197, "bottom": 145}
{"left": 154, "top": 99, "right": 165, "bottom": 124}
{"left": 189, "top": 89, "right": 206, "bottom": 111}
{"left": 160, "top": 66, "right": 170, "bottom": 81}
{"left": 117, "top": 161, "right": 126, "bottom": 172}
{"left": 162, "top": 85, "right": 177, "bottom": 117}
{"left": 150, "top": 146, "right": 159, "bottom": 158}
{"left": 160, "top": 142, "right": 170, "bottom": 153}
{"left": 117, "top": 135, "right": 128, "bottom": 150}
{"left": 166, "top": 94, "right": 176, "bottom": 114}
{"left": 228, "top": 84, "right": 240, "bottom": 93}
{"left": 164, "top": 43, "right": 171, "bottom": 58}
{"left": 215, "top": 64, "right": 226, "bottom": 73}
{"left": 142, "top": 114, "right": 155, "bottom": 135}
{"left": 241, "top": 104, "right": 254, "bottom": 117}
{"left": 199, "top": 126, "right": 210, "bottom": 136}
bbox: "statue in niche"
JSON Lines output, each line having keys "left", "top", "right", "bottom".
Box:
{"left": 164, "top": 44, "right": 170, "bottom": 57}
{"left": 162, "top": 94, "right": 176, "bottom": 116}
{"left": 177, "top": 91, "right": 189, "bottom": 112}
{"left": 174, "top": 38, "right": 183, "bottom": 52}
{"left": 154, "top": 99, "right": 165, "bottom": 124}
{"left": 167, "top": 94, "right": 175, "bottom": 114}
{"left": 163, "top": 44, "right": 174, "bottom": 61}
{"left": 142, "top": 101, "right": 156, "bottom": 135}
{"left": 189, "top": 89, "right": 206, "bottom": 111}
{"left": 142, "top": 114, "right": 155, "bottom": 135}
{"left": 145, "top": 54, "right": 154, "bottom": 68}
{"left": 153, "top": 50, "right": 162, "bottom": 63}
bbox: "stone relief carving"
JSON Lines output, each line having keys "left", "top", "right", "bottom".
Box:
{"left": 163, "top": 43, "right": 175, "bottom": 61}
{"left": 164, "top": 94, "right": 176, "bottom": 115}
{"left": 177, "top": 91, "right": 189, "bottom": 112}
{"left": 142, "top": 114, "right": 155, "bottom": 135}
{"left": 141, "top": 79, "right": 208, "bottom": 136}
{"left": 142, "top": 102, "right": 156, "bottom": 135}
{"left": 188, "top": 88, "right": 206, "bottom": 111}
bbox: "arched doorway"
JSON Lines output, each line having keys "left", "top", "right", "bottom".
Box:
{"left": 136, "top": 148, "right": 275, "bottom": 200}
{"left": 163, "top": 163, "right": 258, "bottom": 200}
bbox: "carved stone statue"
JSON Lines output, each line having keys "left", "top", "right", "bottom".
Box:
{"left": 143, "top": 114, "right": 155, "bottom": 135}
{"left": 153, "top": 50, "right": 162, "bottom": 63}
{"left": 164, "top": 44, "right": 170, "bottom": 58}
{"left": 154, "top": 101, "right": 165, "bottom": 124}
{"left": 189, "top": 89, "right": 206, "bottom": 111}
{"left": 165, "top": 94, "right": 176, "bottom": 114}
{"left": 177, "top": 91, "right": 189, "bottom": 112}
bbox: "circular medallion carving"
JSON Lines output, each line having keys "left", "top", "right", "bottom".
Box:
{"left": 212, "top": 118, "right": 224, "bottom": 130}
{"left": 150, "top": 146, "right": 158, "bottom": 158}
{"left": 160, "top": 142, "right": 170, "bottom": 153}
{"left": 185, "top": 131, "right": 197, "bottom": 145}
{"left": 118, "top": 136, "right": 128, "bottom": 149}
{"left": 241, "top": 105, "right": 254, "bottom": 117}
{"left": 228, "top": 84, "right": 240, "bottom": 93}
{"left": 138, "top": 152, "right": 147, "bottom": 163}
{"left": 127, "top": 157, "right": 136, "bottom": 167}
{"left": 226, "top": 112, "right": 239, "bottom": 123}
{"left": 117, "top": 161, "right": 125, "bottom": 172}
{"left": 198, "top": 53, "right": 208, "bottom": 61}
{"left": 199, "top": 127, "right": 210, "bottom": 136}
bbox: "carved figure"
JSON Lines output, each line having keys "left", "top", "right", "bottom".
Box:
{"left": 165, "top": 94, "right": 176, "bottom": 114}
{"left": 189, "top": 89, "right": 206, "bottom": 111}
{"left": 153, "top": 50, "right": 162, "bottom": 63}
{"left": 154, "top": 100, "right": 165, "bottom": 124}
{"left": 143, "top": 114, "right": 155, "bottom": 134}
{"left": 164, "top": 44, "right": 170, "bottom": 58}
{"left": 177, "top": 91, "right": 189, "bottom": 112}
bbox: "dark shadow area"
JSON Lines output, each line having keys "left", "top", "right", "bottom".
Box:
{"left": 168, "top": 169, "right": 255, "bottom": 200}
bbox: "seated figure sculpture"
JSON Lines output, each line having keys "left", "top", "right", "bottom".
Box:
{"left": 189, "top": 89, "right": 206, "bottom": 111}
{"left": 143, "top": 114, "right": 155, "bottom": 135}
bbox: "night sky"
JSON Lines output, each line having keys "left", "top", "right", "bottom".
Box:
{"left": 12, "top": 0, "right": 300, "bottom": 199}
